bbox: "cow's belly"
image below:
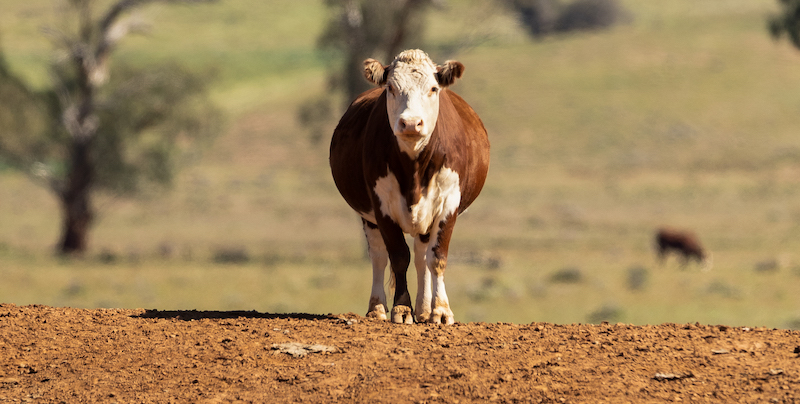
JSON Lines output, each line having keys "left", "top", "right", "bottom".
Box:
{"left": 373, "top": 166, "right": 461, "bottom": 236}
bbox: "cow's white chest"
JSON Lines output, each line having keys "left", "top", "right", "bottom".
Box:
{"left": 373, "top": 166, "right": 461, "bottom": 236}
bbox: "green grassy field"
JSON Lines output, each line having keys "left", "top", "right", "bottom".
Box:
{"left": 3, "top": 0, "right": 800, "bottom": 328}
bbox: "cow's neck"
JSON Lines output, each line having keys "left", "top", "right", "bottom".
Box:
{"left": 395, "top": 134, "right": 431, "bottom": 160}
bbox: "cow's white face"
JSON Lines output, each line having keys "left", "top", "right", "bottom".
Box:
{"left": 364, "top": 49, "right": 464, "bottom": 158}
{"left": 384, "top": 57, "right": 441, "bottom": 156}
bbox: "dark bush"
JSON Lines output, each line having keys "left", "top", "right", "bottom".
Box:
{"left": 626, "top": 266, "right": 649, "bottom": 291}
{"left": 554, "top": 0, "right": 628, "bottom": 33}
{"left": 785, "top": 317, "right": 800, "bottom": 331}
{"left": 549, "top": 267, "right": 583, "bottom": 284}
{"left": 97, "top": 249, "right": 118, "bottom": 264}
{"left": 754, "top": 259, "right": 779, "bottom": 273}
{"left": 213, "top": 247, "right": 250, "bottom": 264}
{"left": 509, "top": 0, "right": 629, "bottom": 38}
{"left": 507, "top": 0, "right": 560, "bottom": 37}
{"left": 705, "top": 280, "right": 742, "bottom": 300}
{"left": 587, "top": 304, "right": 623, "bottom": 324}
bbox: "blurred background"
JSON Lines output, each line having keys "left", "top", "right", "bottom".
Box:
{"left": 2, "top": 0, "right": 800, "bottom": 328}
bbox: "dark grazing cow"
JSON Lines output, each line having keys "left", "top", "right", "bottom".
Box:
{"left": 655, "top": 227, "right": 712, "bottom": 271}
{"left": 329, "top": 49, "right": 490, "bottom": 324}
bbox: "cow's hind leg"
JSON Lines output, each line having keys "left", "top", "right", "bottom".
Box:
{"left": 679, "top": 253, "right": 690, "bottom": 270}
{"left": 363, "top": 219, "right": 388, "bottom": 320}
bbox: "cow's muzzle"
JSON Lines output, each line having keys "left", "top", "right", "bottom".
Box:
{"left": 398, "top": 116, "right": 424, "bottom": 136}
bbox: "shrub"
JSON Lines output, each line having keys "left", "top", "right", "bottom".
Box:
{"left": 509, "top": 0, "right": 629, "bottom": 38}
{"left": 508, "top": 0, "right": 560, "bottom": 37}
{"left": 626, "top": 266, "right": 649, "bottom": 291}
{"left": 705, "top": 280, "right": 742, "bottom": 300}
{"left": 554, "top": 0, "right": 628, "bottom": 33}
{"left": 213, "top": 247, "right": 250, "bottom": 264}
{"left": 754, "top": 259, "right": 779, "bottom": 273}
{"left": 587, "top": 304, "right": 623, "bottom": 324}
{"left": 549, "top": 267, "right": 583, "bottom": 283}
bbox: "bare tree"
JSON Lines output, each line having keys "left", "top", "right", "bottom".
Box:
{"left": 325, "top": 0, "right": 440, "bottom": 104}
{"left": 0, "top": 0, "right": 220, "bottom": 255}
{"left": 298, "top": 0, "right": 439, "bottom": 144}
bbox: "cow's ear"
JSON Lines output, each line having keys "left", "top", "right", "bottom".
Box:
{"left": 436, "top": 61, "right": 465, "bottom": 87}
{"left": 364, "top": 59, "right": 388, "bottom": 86}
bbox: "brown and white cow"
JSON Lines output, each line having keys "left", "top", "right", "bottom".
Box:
{"left": 329, "top": 49, "right": 490, "bottom": 324}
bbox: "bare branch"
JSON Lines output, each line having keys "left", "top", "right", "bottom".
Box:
{"left": 98, "top": 0, "right": 151, "bottom": 35}
{"left": 93, "top": 15, "right": 151, "bottom": 85}
{"left": 40, "top": 26, "right": 74, "bottom": 51}
{"left": 94, "top": 0, "right": 217, "bottom": 85}
{"left": 99, "top": 0, "right": 217, "bottom": 35}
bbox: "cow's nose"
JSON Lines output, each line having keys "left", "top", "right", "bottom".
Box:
{"left": 400, "top": 117, "right": 423, "bottom": 134}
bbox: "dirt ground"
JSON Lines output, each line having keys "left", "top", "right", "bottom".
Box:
{"left": 1, "top": 304, "right": 799, "bottom": 403}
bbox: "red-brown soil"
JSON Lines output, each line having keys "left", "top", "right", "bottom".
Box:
{"left": 1, "top": 304, "right": 799, "bottom": 403}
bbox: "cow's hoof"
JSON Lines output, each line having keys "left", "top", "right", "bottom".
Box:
{"left": 431, "top": 307, "right": 454, "bottom": 325}
{"left": 391, "top": 305, "right": 414, "bottom": 324}
{"left": 415, "top": 310, "right": 431, "bottom": 324}
{"left": 366, "top": 304, "right": 387, "bottom": 320}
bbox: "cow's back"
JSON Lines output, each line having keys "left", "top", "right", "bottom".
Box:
{"left": 329, "top": 87, "right": 384, "bottom": 215}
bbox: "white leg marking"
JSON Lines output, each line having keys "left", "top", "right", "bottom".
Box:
{"left": 430, "top": 263, "right": 454, "bottom": 325}
{"left": 413, "top": 237, "right": 432, "bottom": 322}
{"left": 428, "top": 224, "right": 454, "bottom": 325}
{"left": 363, "top": 221, "right": 388, "bottom": 320}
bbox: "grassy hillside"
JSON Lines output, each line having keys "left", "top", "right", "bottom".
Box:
{"left": 3, "top": 0, "right": 800, "bottom": 328}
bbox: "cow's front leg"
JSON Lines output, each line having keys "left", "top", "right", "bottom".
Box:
{"left": 363, "top": 219, "right": 388, "bottom": 320}
{"left": 380, "top": 223, "right": 414, "bottom": 324}
{"left": 429, "top": 218, "right": 457, "bottom": 325}
{"left": 414, "top": 234, "right": 433, "bottom": 322}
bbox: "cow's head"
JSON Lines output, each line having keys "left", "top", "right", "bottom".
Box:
{"left": 364, "top": 49, "right": 464, "bottom": 157}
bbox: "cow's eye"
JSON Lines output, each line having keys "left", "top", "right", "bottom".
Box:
{"left": 387, "top": 84, "right": 395, "bottom": 94}
{"left": 430, "top": 86, "right": 439, "bottom": 95}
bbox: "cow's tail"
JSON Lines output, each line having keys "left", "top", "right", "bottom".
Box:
{"left": 701, "top": 252, "right": 714, "bottom": 272}
{"left": 388, "top": 267, "right": 396, "bottom": 290}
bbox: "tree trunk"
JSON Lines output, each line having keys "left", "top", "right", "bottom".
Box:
{"left": 57, "top": 140, "right": 94, "bottom": 255}
{"left": 342, "top": 0, "right": 370, "bottom": 107}
{"left": 384, "top": 0, "right": 426, "bottom": 62}
{"left": 57, "top": 4, "right": 97, "bottom": 256}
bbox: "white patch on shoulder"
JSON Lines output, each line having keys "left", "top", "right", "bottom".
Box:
{"left": 373, "top": 172, "right": 409, "bottom": 230}
{"left": 374, "top": 166, "right": 461, "bottom": 236}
